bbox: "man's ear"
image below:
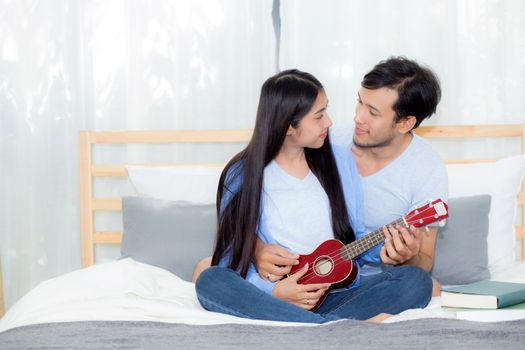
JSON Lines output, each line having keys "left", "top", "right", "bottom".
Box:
{"left": 396, "top": 116, "right": 417, "bottom": 133}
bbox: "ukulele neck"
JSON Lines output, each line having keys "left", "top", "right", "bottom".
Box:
{"left": 341, "top": 217, "right": 407, "bottom": 260}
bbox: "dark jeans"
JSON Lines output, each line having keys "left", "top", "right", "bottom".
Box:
{"left": 196, "top": 265, "right": 432, "bottom": 323}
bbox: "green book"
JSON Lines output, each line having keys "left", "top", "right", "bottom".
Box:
{"left": 441, "top": 280, "right": 525, "bottom": 309}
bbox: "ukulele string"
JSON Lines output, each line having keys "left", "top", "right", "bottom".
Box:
{"left": 299, "top": 206, "right": 441, "bottom": 283}
{"left": 298, "top": 213, "right": 434, "bottom": 284}
{"left": 297, "top": 207, "right": 441, "bottom": 284}
{"left": 298, "top": 209, "right": 439, "bottom": 284}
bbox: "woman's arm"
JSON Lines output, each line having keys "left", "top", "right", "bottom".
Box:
{"left": 271, "top": 264, "right": 330, "bottom": 310}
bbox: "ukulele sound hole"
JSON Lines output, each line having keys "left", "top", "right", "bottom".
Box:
{"left": 314, "top": 256, "right": 334, "bottom": 276}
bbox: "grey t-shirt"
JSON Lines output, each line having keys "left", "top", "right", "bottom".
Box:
{"left": 330, "top": 123, "right": 448, "bottom": 272}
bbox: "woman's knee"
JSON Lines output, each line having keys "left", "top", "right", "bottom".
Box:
{"left": 195, "top": 266, "right": 238, "bottom": 293}
{"left": 196, "top": 266, "right": 223, "bottom": 293}
{"left": 394, "top": 266, "right": 433, "bottom": 306}
{"left": 397, "top": 265, "right": 431, "bottom": 284}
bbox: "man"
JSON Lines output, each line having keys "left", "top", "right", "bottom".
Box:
{"left": 256, "top": 57, "right": 447, "bottom": 293}
{"left": 194, "top": 57, "right": 444, "bottom": 322}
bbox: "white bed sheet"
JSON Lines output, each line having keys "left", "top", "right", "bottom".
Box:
{"left": 2, "top": 258, "right": 525, "bottom": 332}
{"left": 0, "top": 259, "right": 316, "bottom": 332}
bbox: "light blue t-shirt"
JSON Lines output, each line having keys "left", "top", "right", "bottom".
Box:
{"left": 330, "top": 123, "right": 448, "bottom": 272}
{"left": 258, "top": 160, "right": 334, "bottom": 255}
{"left": 220, "top": 144, "right": 366, "bottom": 294}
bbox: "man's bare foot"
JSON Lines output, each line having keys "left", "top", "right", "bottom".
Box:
{"left": 432, "top": 277, "right": 441, "bottom": 297}
{"left": 366, "top": 313, "right": 392, "bottom": 323}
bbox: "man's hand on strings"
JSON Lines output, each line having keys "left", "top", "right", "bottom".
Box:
{"left": 380, "top": 224, "right": 422, "bottom": 265}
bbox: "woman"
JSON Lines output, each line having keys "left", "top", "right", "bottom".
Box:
{"left": 195, "top": 70, "right": 430, "bottom": 323}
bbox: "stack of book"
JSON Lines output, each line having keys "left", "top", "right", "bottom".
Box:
{"left": 441, "top": 280, "right": 525, "bottom": 322}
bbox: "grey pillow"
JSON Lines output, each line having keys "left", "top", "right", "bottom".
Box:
{"left": 121, "top": 196, "right": 216, "bottom": 281}
{"left": 431, "top": 195, "right": 491, "bottom": 285}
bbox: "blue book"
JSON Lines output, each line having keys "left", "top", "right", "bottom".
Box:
{"left": 441, "top": 281, "right": 525, "bottom": 309}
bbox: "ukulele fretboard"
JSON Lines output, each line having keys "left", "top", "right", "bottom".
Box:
{"left": 340, "top": 218, "right": 407, "bottom": 260}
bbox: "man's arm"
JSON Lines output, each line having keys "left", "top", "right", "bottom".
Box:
{"left": 254, "top": 238, "right": 299, "bottom": 282}
{"left": 404, "top": 227, "right": 437, "bottom": 272}
{"left": 380, "top": 225, "right": 438, "bottom": 272}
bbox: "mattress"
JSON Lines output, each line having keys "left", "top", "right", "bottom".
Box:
{"left": 2, "top": 258, "right": 525, "bottom": 333}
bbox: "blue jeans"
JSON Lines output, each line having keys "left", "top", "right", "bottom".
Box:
{"left": 195, "top": 265, "right": 432, "bottom": 323}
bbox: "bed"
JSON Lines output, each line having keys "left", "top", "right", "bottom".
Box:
{"left": 1, "top": 124, "right": 525, "bottom": 349}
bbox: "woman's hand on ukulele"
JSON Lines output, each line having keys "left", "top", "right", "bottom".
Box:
{"left": 380, "top": 224, "right": 422, "bottom": 265}
{"left": 255, "top": 239, "right": 299, "bottom": 282}
{"left": 272, "top": 263, "right": 330, "bottom": 310}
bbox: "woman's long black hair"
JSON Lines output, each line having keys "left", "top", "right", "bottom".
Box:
{"left": 211, "top": 69, "right": 355, "bottom": 277}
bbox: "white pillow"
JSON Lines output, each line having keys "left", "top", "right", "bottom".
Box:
{"left": 446, "top": 155, "right": 525, "bottom": 270}
{"left": 126, "top": 166, "right": 224, "bottom": 204}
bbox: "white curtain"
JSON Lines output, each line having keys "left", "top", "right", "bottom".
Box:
{"left": 1, "top": 0, "right": 524, "bottom": 310}
{"left": 0, "top": 0, "right": 275, "bottom": 309}
{"left": 279, "top": 0, "right": 525, "bottom": 126}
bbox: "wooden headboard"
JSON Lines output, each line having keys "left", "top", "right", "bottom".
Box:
{"left": 79, "top": 125, "right": 525, "bottom": 267}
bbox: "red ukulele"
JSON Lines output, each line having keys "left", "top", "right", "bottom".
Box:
{"left": 288, "top": 199, "right": 448, "bottom": 310}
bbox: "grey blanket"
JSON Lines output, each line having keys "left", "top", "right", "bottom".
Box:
{"left": 0, "top": 318, "right": 524, "bottom": 350}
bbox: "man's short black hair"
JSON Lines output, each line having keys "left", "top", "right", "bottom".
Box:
{"left": 362, "top": 57, "right": 441, "bottom": 128}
